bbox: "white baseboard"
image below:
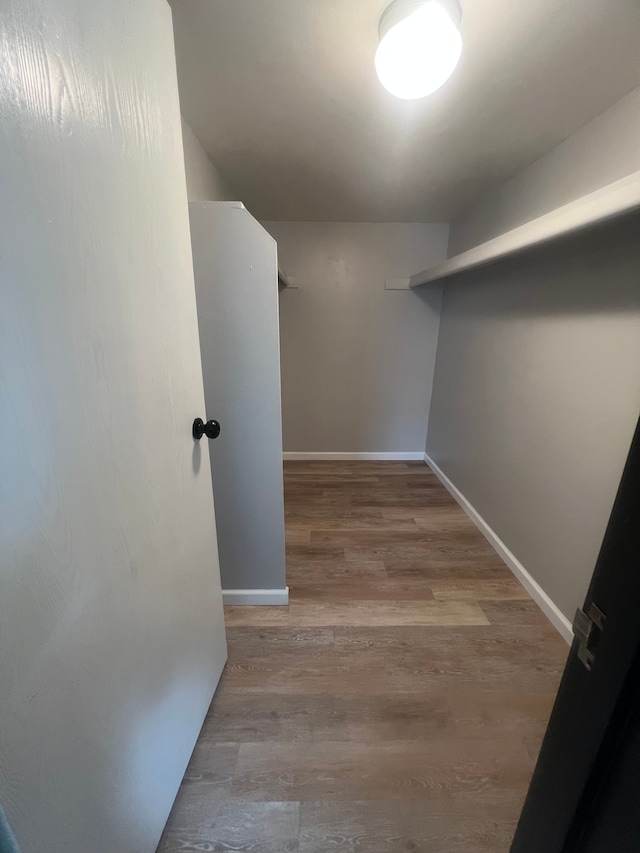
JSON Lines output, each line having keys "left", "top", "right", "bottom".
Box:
{"left": 283, "top": 452, "right": 425, "bottom": 461}
{"left": 423, "top": 452, "right": 573, "bottom": 644}
{"left": 222, "top": 587, "right": 289, "bottom": 606}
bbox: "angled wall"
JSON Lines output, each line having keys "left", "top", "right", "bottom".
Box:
{"left": 449, "top": 86, "right": 640, "bottom": 255}
{"left": 181, "top": 117, "right": 236, "bottom": 202}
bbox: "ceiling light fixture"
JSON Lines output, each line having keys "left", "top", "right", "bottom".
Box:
{"left": 375, "top": 0, "right": 462, "bottom": 100}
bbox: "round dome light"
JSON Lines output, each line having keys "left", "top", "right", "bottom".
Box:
{"left": 375, "top": 0, "right": 463, "bottom": 100}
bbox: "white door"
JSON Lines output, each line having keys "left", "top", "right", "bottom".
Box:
{"left": 0, "top": 2, "right": 227, "bottom": 852}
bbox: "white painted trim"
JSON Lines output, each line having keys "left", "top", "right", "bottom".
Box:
{"left": 283, "top": 452, "right": 425, "bottom": 461}
{"left": 189, "top": 200, "right": 245, "bottom": 210}
{"left": 423, "top": 452, "right": 573, "bottom": 643}
{"left": 410, "top": 170, "right": 640, "bottom": 288}
{"left": 222, "top": 587, "right": 289, "bottom": 606}
{"left": 385, "top": 277, "right": 411, "bottom": 290}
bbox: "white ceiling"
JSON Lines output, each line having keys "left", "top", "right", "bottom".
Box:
{"left": 169, "top": 0, "right": 640, "bottom": 222}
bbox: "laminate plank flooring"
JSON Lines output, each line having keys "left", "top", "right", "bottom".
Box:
{"left": 158, "top": 461, "right": 569, "bottom": 852}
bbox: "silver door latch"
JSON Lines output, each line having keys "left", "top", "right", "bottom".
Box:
{"left": 572, "top": 602, "right": 606, "bottom": 671}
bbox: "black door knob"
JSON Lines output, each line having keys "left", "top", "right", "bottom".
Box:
{"left": 192, "top": 418, "right": 221, "bottom": 440}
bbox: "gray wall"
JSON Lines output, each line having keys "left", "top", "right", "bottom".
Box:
{"left": 181, "top": 117, "right": 236, "bottom": 202}
{"left": 190, "top": 203, "right": 287, "bottom": 594}
{"left": 427, "top": 88, "right": 640, "bottom": 623}
{"left": 264, "top": 222, "right": 449, "bottom": 453}
{"left": 449, "top": 86, "right": 640, "bottom": 255}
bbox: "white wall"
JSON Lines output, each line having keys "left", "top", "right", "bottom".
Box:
{"left": 181, "top": 117, "right": 235, "bottom": 202}
{"left": 449, "top": 86, "right": 640, "bottom": 255}
{"left": 264, "top": 222, "right": 449, "bottom": 454}
{"left": 427, "top": 89, "right": 640, "bottom": 627}
{"left": 190, "top": 203, "right": 287, "bottom": 597}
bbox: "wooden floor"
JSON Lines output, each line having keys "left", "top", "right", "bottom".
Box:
{"left": 158, "top": 461, "right": 569, "bottom": 852}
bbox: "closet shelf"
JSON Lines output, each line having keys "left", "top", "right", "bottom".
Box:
{"left": 410, "top": 170, "right": 640, "bottom": 288}
{"left": 278, "top": 271, "right": 299, "bottom": 289}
